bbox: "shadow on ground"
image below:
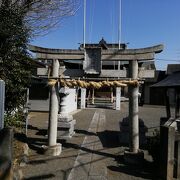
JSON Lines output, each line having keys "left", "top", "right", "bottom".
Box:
{"left": 97, "top": 130, "right": 120, "bottom": 148}
{"left": 107, "top": 155, "right": 158, "bottom": 179}
{"left": 23, "top": 174, "right": 55, "bottom": 180}
{"left": 74, "top": 129, "right": 97, "bottom": 136}
{"left": 16, "top": 121, "right": 161, "bottom": 179}
{"left": 87, "top": 103, "right": 113, "bottom": 109}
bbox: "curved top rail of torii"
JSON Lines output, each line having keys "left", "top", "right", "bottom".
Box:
{"left": 28, "top": 44, "right": 163, "bottom": 61}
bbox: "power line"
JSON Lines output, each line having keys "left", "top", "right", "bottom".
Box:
{"left": 156, "top": 58, "right": 180, "bottom": 62}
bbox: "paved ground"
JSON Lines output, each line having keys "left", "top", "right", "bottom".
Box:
{"left": 21, "top": 102, "right": 167, "bottom": 180}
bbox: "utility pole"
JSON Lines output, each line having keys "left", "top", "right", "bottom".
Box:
{"left": 83, "top": 0, "right": 86, "bottom": 48}
{"left": 118, "top": 0, "right": 122, "bottom": 70}
{"left": 118, "top": 0, "right": 122, "bottom": 50}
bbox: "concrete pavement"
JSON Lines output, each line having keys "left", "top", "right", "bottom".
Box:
{"left": 21, "top": 102, "right": 166, "bottom": 179}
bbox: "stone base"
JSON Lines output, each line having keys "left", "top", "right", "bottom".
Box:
{"left": 58, "top": 114, "right": 73, "bottom": 122}
{"left": 42, "top": 143, "right": 62, "bottom": 156}
{"left": 124, "top": 149, "right": 144, "bottom": 166}
{"left": 58, "top": 114, "right": 76, "bottom": 139}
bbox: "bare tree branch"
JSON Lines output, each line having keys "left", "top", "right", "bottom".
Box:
{"left": 0, "top": 0, "right": 80, "bottom": 35}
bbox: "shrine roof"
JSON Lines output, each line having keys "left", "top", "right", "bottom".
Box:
{"left": 151, "top": 71, "right": 180, "bottom": 88}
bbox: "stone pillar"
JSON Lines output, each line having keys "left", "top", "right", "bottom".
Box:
{"left": 165, "top": 89, "right": 171, "bottom": 119}
{"left": 92, "top": 88, "right": 95, "bottom": 105}
{"left": 116, "top": 87, "right": 121, "bottom": 110}
{"left": 45, "top": 59, "right": 61, "bottom": 156}
{"left": 129, "top": 60, "right": 139, "bottom": 153}
{"left": 110, "top": 88, "right": 114, "bottom": 103}
{"left": 0, "top": 80, "right": 5, "bottom": 130}
{"left": 57, "top": 87, "right": 76, "bottom": 139}
{"left": 81, "top": 88, "right": 86, "bottom": 109}
{"left": 87, "top": 89, "right": 91, "bottom": 104}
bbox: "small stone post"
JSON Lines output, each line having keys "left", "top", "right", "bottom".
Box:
{"left": 0, "top": 80, "right": 5, "bottom": 129}
{"left": 45, "top": 59, "right": 61, "bottom": 156}
{"left": 81, "top": 88, "right": 86, "bottom": 109}
{"left": 116, "top": 87, "right": 121, "bottom": 110}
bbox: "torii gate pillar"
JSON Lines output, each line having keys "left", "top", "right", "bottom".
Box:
{"left": 44, "top": 59, "right": 62, "bottom": 156}
{"left": 129, "top": 60, "right": 139, "bottom": 152}
{"left": 124, "top": 60, "right": 144, "bottom": 164}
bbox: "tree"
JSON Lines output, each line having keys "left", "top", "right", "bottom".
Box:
{"left": 0, "top": 0, "right": 80, "bottom": 35}
{"left": 0, "top": 2, "right": 32, "bottom": 112}
{"left": 0, "top": 0, "right": 80, "bottom": 113}
{"left": 26, "top": 0, "right": 80, "bottom": 35}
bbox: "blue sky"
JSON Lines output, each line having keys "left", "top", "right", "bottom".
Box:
{"left": 31, "top": 0, "right": 180, "bottom": 70}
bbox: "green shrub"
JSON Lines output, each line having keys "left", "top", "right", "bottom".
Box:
{"left": 4, "top": 111, "right": 25, "bottom": 129}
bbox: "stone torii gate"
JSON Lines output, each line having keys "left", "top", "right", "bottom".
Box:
{"left": 29, "top": 44, "right": 163, "bottom": 157}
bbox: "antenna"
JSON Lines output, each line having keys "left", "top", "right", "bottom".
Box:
{"left": 118, "top": 0, "right": 122, "bottom": 49}
{"left": 83, "top": 0, "right": 86, "bottom": 48}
